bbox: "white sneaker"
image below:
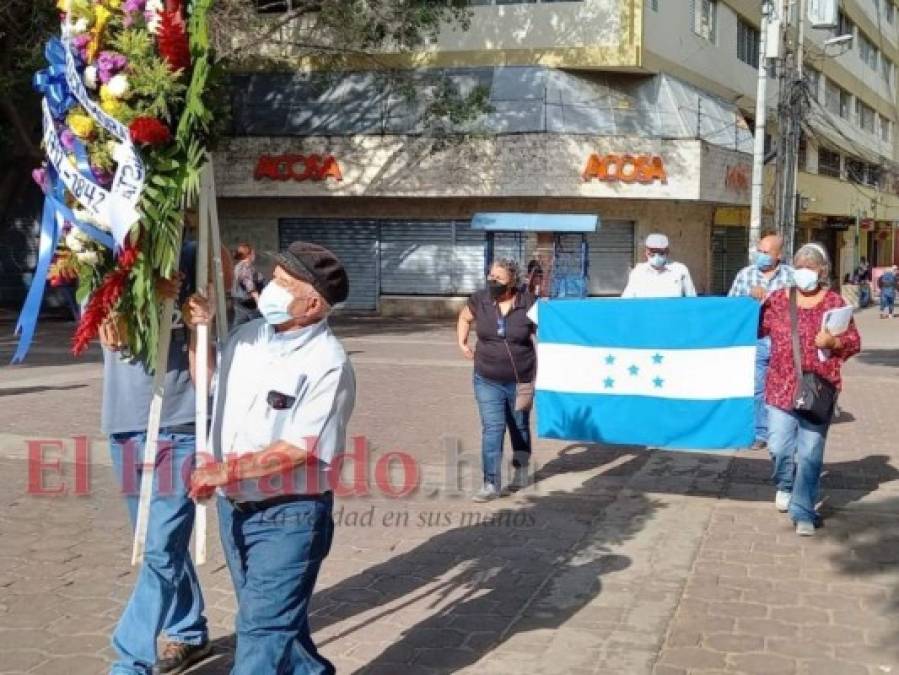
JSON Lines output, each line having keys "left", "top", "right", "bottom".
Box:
{"left": 796, "top": 521, "right": 816, "bottom": 536}
{"left": 775, "top": 490, "right": 791, "bottom": 512}
{"left": 505, "top": 466, "right": 530, "bottom": 493}
{"left": 472, "top": 483, "right": 499, "bottom": 503}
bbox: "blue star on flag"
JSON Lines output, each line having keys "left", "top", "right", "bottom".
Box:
{"left": 604, "top": 377, "right": 615, "bottom": 389}
{"left": 653, "top": 376, "right": 665, "bottom": 388}
{"left": 652, "top": 353, "right": 664, "bottom": 365}
{"left": 628, "top": 365, "right": 639, "bottom": 376}
{"left": 605, "top": 354, "right": 616, "bottom": 366}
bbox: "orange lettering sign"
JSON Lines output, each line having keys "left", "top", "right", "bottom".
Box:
{"left": 582, "top": 153, "right": 667, "bottom": 184}
{"left": 725, "top": 165, "right": 750, "bottom": 193}
{"left": 254, "top": 154, "right": 343, "bottom": 182}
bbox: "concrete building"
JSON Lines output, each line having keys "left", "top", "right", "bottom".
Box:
{"left": 215, "top": 0, "right": 899, "bottom": 312}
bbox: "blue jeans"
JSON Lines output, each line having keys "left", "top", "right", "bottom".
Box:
{"left": 767, "top": 406, "right": 830, "bottom": 525}
{"left": 754, "top": 337, "right": 771, "bottom": 443}
{"left": 109, "top": 431, "right": 208, "bottom": 675}
{"left": 880, "top": 290, "right": 895, "bottom": 314}
{"left": 473, "top": 372, "right": 531, "bottom": 489}
{"left": 218, "top": 495, "right": 335, "bottom": 675}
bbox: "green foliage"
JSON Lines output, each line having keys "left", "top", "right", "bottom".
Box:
{"left": 109, "top": 27, "right": 155, "bottom": 63}
{"left": 127, "top": 57, "right": 188, "bottom": 122}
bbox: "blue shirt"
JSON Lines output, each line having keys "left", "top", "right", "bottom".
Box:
{"left": 101, "top": 242, "right": 197, "bottom": 435}
{"left": 728, "top": 263, "right": 795, "bottom": 299}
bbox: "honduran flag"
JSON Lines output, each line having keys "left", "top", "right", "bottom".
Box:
{"left": 535, "top": 297, "right": 758, "bottom": 449}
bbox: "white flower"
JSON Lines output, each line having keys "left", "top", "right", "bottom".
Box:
{"left": 83, "top": 65, "right": 98, "bottom": 90}
{"left": 111, "top": 142, "right": 131, "bottom": 165}
{"left": 65, "top": 230, "right": 88, "bottom": 253}
{"left": 74, "top": 18, "right": 89, "bottom": 33}
{"left": 106, "top": 74, "right": 130, "bottom": 99}
{"left": 76, "top": 251, "right": 100, "bottom": 266}
{"left": 145, "top": 0, "right": 163, "bottom": 34}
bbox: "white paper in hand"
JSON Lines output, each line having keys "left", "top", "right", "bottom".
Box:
{"left": 818, "top": 306, "right": 854, "bottom": 362}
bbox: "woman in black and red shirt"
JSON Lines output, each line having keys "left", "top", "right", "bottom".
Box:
{"left": 760, "top": 243, "right": 861, "bottom": 536}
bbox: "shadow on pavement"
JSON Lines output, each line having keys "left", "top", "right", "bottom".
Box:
{"left": 856, "top": 348, "right": 899, "bottom": 369}
{"left": 192, "top": 442, "right": 899, "bottom": 674}
{"left": 0, "top": 384, "right": 87, "bottom": 397}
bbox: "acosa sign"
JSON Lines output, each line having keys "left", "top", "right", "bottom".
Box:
{"left": 254, "top": 154, "right": 343, "bottom": 182}
{"left": 582, "top": 153, "right": 668, "bottom": 184}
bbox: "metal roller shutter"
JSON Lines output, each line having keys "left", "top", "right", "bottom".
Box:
{"left": 380, "top": 221, "right": 455, "bottom": 294}
{"left": 711, "top": 226, "right": 748, "bottom": 295}
{"left": 278, "top": 219, "right": 379, "bottom": 311}
{"left": 492, "top": 232, "right": 526, "bottom": 267}
{"left": 586, "top": 220, "right": 635, "bottom": 295}
{"left": 452, "top": 221, "right": 486, "bottom": 294}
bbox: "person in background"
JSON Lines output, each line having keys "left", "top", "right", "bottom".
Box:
{"left": 231, "top": 243, "right": 265, "bottom": 327}
{"left": 878, "top": 264, "right": 897, "bottom": 318}
{"left": 760, "top": 243, "right": 860, "bottom": 536}
{"left": 526, "top": 259, "right": 544, "bottom": 297}
{"left": 621, "top": 233, "right": 697, "bottom": 298}
{"left": 457, "top": 259, "right": 536, "bottom": 502}
{"left": 728, "top": 230, "right": 795, "bottom": 451}
{"left": 856, "top": 256, "right": 872, "bottom": 307}
{"left": 100, "top": 240, "right": 232, "bottom": 675}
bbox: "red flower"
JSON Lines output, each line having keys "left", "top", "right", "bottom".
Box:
{"left": 158, "top": 0, "right": 191, "bottom": 73}
{"left": 72, "top": 245, "right": 140, "bottom": 356}
{"left": 129, "top": 117, "right": 172, "bottom": 146}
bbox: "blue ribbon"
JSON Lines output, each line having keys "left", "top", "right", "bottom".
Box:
{"left": 69, "top": 136, "right": 97, "bottom": 182}
{"left": 33, "top": 38, "right": 76, "bottom": 119}
{"left": 12, "top": 174, "right": 66, "bottom": 364}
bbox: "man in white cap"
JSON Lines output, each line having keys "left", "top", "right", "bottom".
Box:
{"left": 621, "top": 233, "right": 697, "bottom": 298}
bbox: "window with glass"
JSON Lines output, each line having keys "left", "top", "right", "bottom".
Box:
{"left": 858, "top": 31, "right": 879, "bottom": 70}
{"left": 882, "top": 57, "right": 894, "bottom": 87}
{"left": 824, "top": 79, "right": 841, "bottom": 115}
{"left": 737, "top": 17, "right": 760, "bottom": 67}
{"left": 692, "top": 0, "right": 717, "bottom": 42}
{"left": 857, "top": 99, "right": 876, "bottom": 133}
{"left": 818, "top": 148, "right": 842, "bottom": 178}
{"left": 836, "top": 10, "right": 854, "bottom": 39}
{"left": 887, "top": 2, "right": 896, "bottom": 24}
{"left": 650, "top": 0, "right": 659, "bottom": 10}
{"left": 881, "top": 115, "right": 892, "bottom": 142}
{"left": 805, "top": 66, "right": 821, "bottom": 100}
{"left": 840, "top": 89, "right": 852, "bottom": 119}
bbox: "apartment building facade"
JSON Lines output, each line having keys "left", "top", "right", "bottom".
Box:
{"left": 215, "top": 0, "right": 899, "bottom": 310}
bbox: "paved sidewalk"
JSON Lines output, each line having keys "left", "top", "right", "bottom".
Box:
{"left": 0, "top": 309, "right": 897, "bottom": 674}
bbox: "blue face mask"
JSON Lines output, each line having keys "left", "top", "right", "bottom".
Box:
{"left": 257, "top": 282, "right": 295, "bottom": 325}
{"left": 755, "top": 253, "right": 775, "bottom": 270}
{"left": 649, "top": 254, "right": 667, "bottom": 269}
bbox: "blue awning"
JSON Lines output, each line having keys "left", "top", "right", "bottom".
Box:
{"left": 471, "top": 212, "right": 599, "bottom": 232}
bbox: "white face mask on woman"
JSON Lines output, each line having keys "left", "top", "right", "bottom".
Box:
{"left": 794, "top": 268, "right": 820, "bottom": 293}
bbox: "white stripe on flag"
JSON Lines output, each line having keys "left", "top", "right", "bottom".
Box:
{"left": 536, "top": 343, "right": 754, "bottom": 400}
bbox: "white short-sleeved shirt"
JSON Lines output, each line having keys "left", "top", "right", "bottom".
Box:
{"left": 210, "top": 318, "right": 355, "bottom": 502}
{"left": 621, "top": 261, "right": 697, "bottom": 298}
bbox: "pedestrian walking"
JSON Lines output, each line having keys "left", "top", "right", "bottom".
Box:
{"left": 728, "top": 230, "right": 795, "bottom": 451}
{"left": 760, "top": 243, "right": 860, "bottom": 536}
{"left": 878, "top": 265, "right": 897, "bottom": 318}
{"left": 186, "top": 242, "right": 354, "bottom": 675}
{"left": 231, "top": 242, "right": 265, "bottom": 327}
{"left": 621, "top": 233, "right": 697, "bottom": 298}
{"left": 457, "top": 259, "right": 536, "bottom": 502}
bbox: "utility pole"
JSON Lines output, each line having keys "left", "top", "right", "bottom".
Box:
{"left": 749, "top": 0, "right": 772, "bottom": 256}
{"left": 786, "top": 0, "right": 807, "bottom": 259}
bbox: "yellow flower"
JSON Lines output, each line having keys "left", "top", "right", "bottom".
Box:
{"left": 106, "top": 0, "right": 123, "bottom": 8}
{"left": 101, "top": 98, "right": 123, "bottom": 117}
{"left": 57, "top": 0, "right": 72, "bottom": 12}
{"left": 67, "top": 112, "right": 95, "bottom": 139}
{"left": 86, "top": 5, "right": 112, "bottom": 62}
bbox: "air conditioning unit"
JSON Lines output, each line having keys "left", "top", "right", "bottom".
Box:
{"left": 808, "top": 0, "right": 838, "bottom": 29}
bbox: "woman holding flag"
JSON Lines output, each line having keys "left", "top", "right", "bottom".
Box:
{"left": 760, "top": 243, "right": 861, "bottom": 536}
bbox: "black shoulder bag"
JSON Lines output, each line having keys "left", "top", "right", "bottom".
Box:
{"left": 789, "top": 288, "right": 837, "bottom": 425}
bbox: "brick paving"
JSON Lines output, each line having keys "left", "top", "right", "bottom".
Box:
{"left": 0, "top": 309, "right": 897, "bottom": 674}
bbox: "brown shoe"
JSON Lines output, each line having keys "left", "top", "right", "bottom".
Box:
{"left": 153, "top": 640, "right": 212, "bottom": 675}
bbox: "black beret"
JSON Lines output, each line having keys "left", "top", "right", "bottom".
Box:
{"left": 275, "top": 242, "right": 349, "bottom": 306}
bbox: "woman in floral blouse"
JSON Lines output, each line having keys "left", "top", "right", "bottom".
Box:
{"left": 760, "top": 243, "right": 861, "bottom": 536}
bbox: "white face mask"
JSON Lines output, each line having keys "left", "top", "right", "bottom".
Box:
{"left": 794, "top": 268, "right": 820, "bottom": 292}
{"left": 257, "top": 282, "right": 296, "bottom": 325}
{"left": 649, "top": 253, "right": 667, "bottom": 269}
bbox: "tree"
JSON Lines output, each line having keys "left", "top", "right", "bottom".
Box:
{"left": 0, "top": 1, "right": 487, "bottom": 233}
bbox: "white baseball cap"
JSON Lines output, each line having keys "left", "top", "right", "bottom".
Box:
{"left": 645, "top": 233, "right": 669, "bottom": 249}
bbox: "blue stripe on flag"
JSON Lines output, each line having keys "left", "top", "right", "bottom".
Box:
{"left": 536, "top": 391, "right": 754, "bottom": 449}
{"left": 538, "top": 297, "right": 759, "bottom": 349}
